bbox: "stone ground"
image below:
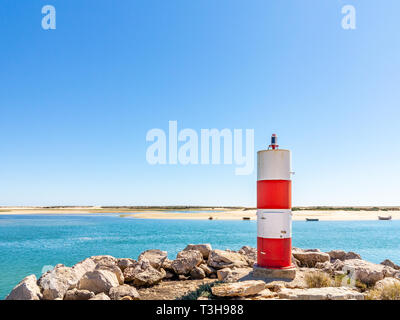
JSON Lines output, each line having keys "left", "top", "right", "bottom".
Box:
{"left": 136, "top": 268, "right": 314, "bottom": 300}
{"left": 137, "top": 279, "right": 216, "bottom": 300}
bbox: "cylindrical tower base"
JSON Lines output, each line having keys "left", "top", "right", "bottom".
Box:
{"left": 257, "top": 237, "right": 292, "bottom": 268}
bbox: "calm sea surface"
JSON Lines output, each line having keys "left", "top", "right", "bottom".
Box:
{"left": 1, "top": 213, "right": 400, "bottom": 299}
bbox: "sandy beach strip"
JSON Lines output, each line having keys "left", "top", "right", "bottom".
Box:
{"left": 127, "top": 209, "right": 400, "bottom": 221}
{"left": 0, "top": 207, "right": 399, "bottom": 221}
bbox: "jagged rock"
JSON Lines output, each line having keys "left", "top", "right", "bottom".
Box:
{"left": 345, "top": 252, "right": 362, "bottom": 260}
{"left": 211, "top": 280, "right": 266, "bottom": 297}
{"left": 178, "top": 275, "right": 189, "bottom": 281}
{"left": 38, "top": 265, "right": 79, "bottom": 300}
{"left": 207, "top": 249, "right": 248, "bottom": 269}
{"left": 190, "top": 267, "right": 206, "bottom": 279}
{"left": 138, "top": 249, "right": 167, "bottom": 270}
{"left": 171, "top": 250, "right": 203, "bottom": 275}
{"left": 89, "top": 292, "right": 110, "bottom": 300}
{"left": 199, "top": 264, "right": 215, "bottom": 276}
{"left": 381, "top": 259, "right": 400, "bottom": 270}
{"left": 123, "top": 259, "right": 165, "bottom": 286}
{"left": 109, "top": 285, "right": 140, "bottom": 300}
{"left": 217, "top": 267, "right": 252, "bottom": 283}
{"left": 162, "top": 258, "right": 174, "bottom": 271}
{"left": 121, "top": 296, "right": 133, "bottom": 300}
{"left": 324, "top": 249, "right": 361, "bottom": 261}
{"left": 6, "top": 275, "right": 42, "bottom": 300}
{"left": 238, "top": 246, "right": 257, "bottom": 267}
{"left": 165, "top": 271, "right": 175, "bottom": 279}
{"left": 315, "top": 259, "right": 344, "bottom": 274}
{"left": 64, "top": 288, "right": 95, "bottom": 300}
{"left": 184, "top": 244, "right": 212, "bottom": 259}
{"left": 78, "top": 269, "right": 119, "bottom": 294}
{"left": 327, "top": 250, "right": 347, "bottom": 261}
{"left": 315, "top": 261, "right": 332, "bottom": 272}
{"left": 278, "top": 287, "right": 364, "bottom": 300}
{"left": 117, "top": 258, "right": 136, "bottom": 272}
{"left": 342, "top": 259, "right": 391, "bottom": 285}
{"left": 332, "top": 259, "right": 345, "bottom": 271}
{"left": 91, "top": 255, "right": 118, "bottom": 267}
{"left": 292, "top": 249, "right": 330, "bottom": 267}
{"left": 217, "top": 268, "right": 233, "bottom": 282}
{"left": 95, "top": 264, "right": 124, "bottom": 285}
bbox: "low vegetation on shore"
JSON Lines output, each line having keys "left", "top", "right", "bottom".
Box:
{"left": 2, "top": 205, "right": 400, "bottom": 214}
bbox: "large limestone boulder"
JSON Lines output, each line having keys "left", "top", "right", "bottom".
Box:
{"left": 207, "top": 249, "right": 248, "bottom": 269}
{"left": 89, "top": 292, "right": 111, "bottom": 300}
{"left": 64, "top": 288, "right": 95, "bottom": 300}
{"left": 6, "top": 275, "right": 42, "bottom": 300}
{"left": 183, "top": 244, "right": 212, "bottom": 259}
{"left": 38, "top": 258, "right": 99, "bottom": 300}
{"left": 71, "top": 258, "right": 97, "bottom": 282}
{"left": 171, "top": 250, "right": 203, "bottom": 275}
{"left": 342, "top": 259, "right": 398, "bottom": 285}
{"left": 123, "top": 259, "right": 165, "bottom": 287}
{"left": 109, "top": 285, "right": 140, "bottom": 300}
{"left": 374, "top": 277, "right": 400, "bottom": 290}
{"left": 190, "top": 266, "right": 206, "bottom": 279}
{"left": 78, "top": 269, "right": 119, "bottom": 294}
{"left": 199, "top": 264, "right": 216, "bottom": 276}
{"left": 292, "top": 249, "right": 330, "bottom": 267}
{"left": 211, "top": 280, "right": 266, "bottom": 297}
{"left": 138, "top": 249, "right": 167, "bottom": 270}
{"left": 238, "top": 246, "right": 257, "bottom": 267}
{"left": 38, "top": 264, "right": 80, "bottom": 300}
{"left": 95, "top": 264, "right": 124, "bottom": 285}
{"left": 278, "top": 287, "right": 364, "bottom": 300}
{"left": 117, "top": 258, "right": 136, "bottom": 272}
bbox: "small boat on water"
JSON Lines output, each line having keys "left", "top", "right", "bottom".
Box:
{"left": 242, "top": 217, "right": 251, "bottom": 220}
{"left": 378, "top": 216, "right": 392, "bottom": 220}
{"left": 306, "top": 218, "right": 319, "bottom": 222}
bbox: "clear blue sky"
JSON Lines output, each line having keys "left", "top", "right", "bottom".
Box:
{"left": 1, "top": 1, "right": 399, "bottom": 207}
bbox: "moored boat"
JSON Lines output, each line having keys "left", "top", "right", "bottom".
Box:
{"left": 378, "top": 215, "right": 392, "bottom": 220}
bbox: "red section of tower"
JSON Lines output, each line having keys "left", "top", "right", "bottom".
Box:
{"left": 257, "top": 238, "right": 292, "bottom": 268}
{"left": 257, "top": 180, "right": 292, "bottom": 209}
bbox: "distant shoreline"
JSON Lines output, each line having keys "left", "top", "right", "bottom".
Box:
{"left": 0, "top": 206, "right": 399, "bottom": 221}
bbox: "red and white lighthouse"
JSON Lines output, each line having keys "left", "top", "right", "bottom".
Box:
{"left": 256, "top": 134, "right": 293, "bottom": 270}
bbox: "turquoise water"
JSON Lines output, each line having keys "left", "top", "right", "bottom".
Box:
{"left": 1, "top": 214, "right": 400, "bottom": 299}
